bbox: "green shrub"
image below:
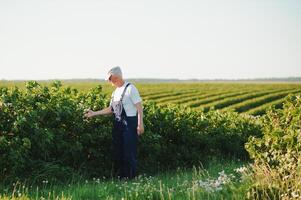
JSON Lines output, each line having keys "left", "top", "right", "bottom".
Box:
{"left": 0, "top": 81, "right": 261, "bottom": 183}
{"left": 0, "top": 81, "right": 111, "bottom": 182}
{"left": 245, "top": 95, "right": 301, "bottom": 199}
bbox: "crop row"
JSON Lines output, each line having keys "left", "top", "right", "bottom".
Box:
{"left": 223, "top": 89, "right": 301, "bottom": 113}
{"left": 199, "top": 88, "right": 293, "bottom": 112}
{"left": 245, "top": 90, "right": 301, "bottom": 116}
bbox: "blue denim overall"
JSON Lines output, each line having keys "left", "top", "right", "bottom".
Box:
{"left": 111, "top": 83, "right": 138, "bottom": 179}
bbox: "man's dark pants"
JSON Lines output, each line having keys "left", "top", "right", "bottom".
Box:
{"left": 112, "top": 115, "right": 138, "bottom": 179}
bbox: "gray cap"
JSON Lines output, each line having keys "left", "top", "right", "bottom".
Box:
{"left": 105, "top": 66, "right": 123, "bottom": 81}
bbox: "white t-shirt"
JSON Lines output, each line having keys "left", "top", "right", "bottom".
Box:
{"left": 110, "top": 82, "right": 142, "bottom": 117}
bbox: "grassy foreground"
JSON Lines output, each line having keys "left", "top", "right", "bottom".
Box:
{"left": 0, "top": 158, "right": 250, "bottom": 200}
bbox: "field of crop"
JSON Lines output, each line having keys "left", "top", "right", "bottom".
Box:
{"left": 1, "top": 80, "right": 301, "bottom": 116}
{"left": 1, "top": 80, "right": 301, "bottom": 199}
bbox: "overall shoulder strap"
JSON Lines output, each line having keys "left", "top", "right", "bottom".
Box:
{"left": 120, "top": 83, "right": 131, "bottom": 101}
{"left": 110, "top": 90, "right": 115, "bottom": 105}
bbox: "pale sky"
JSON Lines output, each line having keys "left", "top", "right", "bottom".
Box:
{"left": 0, "top": 0, "right": 300, "bottom": 80}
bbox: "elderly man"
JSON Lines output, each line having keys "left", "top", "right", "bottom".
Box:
{"left": 84, "top": 66, "right": 144, "bottom": 180}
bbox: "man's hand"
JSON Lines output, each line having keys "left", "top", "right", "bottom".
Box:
{"left": 137, "top": 124, "right": 144, "bottom": 135}
{"left": 84, "top": 110, "right": 95, "bottom": 118}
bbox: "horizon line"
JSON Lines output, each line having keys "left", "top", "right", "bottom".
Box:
{"left": 1, "top": 76, "right": 301, "bottom": 82}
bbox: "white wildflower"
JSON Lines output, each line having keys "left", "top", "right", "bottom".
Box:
{"left": 234, "top": 166, "right": 247, "bottom": 173}
{"left": 292, "top": 191, "right": 299, "bottom": 198}
{"left": 197, "top": 170, "right": 233, "bottom": 192}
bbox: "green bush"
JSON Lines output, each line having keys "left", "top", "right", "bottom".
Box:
{"left": 245, "top": 95, "right": 301, "bottom": 199}
{"left": 0, "top": 81, "right": 111, "bottom": 182}
{"left": 140, "top": 103, "right": 262, "bottom": 172}
{"left": 0, "top": 81, "right": 261, "bottom": 183}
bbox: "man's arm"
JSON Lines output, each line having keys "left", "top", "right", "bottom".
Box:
{"left": 84, "top": 107, "right": 112, "bottom": 118}
{"left": 135, "top": 102, "right": 144, "bottom": 135}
